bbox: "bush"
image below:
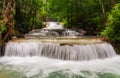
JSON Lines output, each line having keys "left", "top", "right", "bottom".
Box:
{"left": 101, "top": 3, "right": 120, "bottom": 42}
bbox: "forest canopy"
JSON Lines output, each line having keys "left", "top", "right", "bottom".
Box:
{"left": 0, "top": 0, "right": 120, "bottom": 42}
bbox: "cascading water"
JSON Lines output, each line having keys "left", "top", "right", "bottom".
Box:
{"left": 24, "top": 22, "right": 86, "bottom": 38}
{"left": 5, "top": 41, "right": 116, "bottom": 61}
{"left": 0, "top": 22, "right": 120, "bottom": 78}
{"left": 0, "top": 38, "right": 119, "bottom": 78}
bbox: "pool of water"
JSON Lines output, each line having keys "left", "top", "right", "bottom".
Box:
{"left": 0, "top": 56, "right": 120, "bottom": 78}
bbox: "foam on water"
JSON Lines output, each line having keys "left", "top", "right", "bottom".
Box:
{"left": 0, "top": 56, "right": 120, "bottom": 78}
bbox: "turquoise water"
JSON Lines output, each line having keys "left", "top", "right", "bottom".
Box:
{"left": 0, "top": 56, "right": 120, "bottom": 78}
{"left": 0, "top": 69, "right": 120, "bottom": 78}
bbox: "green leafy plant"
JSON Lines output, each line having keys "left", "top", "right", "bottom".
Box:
{"left": 101, "top": 3, "right": 120, "bottom": 42}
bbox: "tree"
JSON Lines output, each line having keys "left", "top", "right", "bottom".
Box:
{"left": 1, "top": 0, "right": 16, "bottom": 42}
{"left": 15, "top": 0, "right": 44, "bottom": 35}
{"left": 46, "top": 0, "right": 110, "bottom": 35}
{"left": 99, "top": 0, "right": 105, "bottom": 17}
{"left": 0, "top": 0, "right": 6, "bottom": 34}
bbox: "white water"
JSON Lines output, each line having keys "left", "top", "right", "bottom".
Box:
{"left": 2, "top": 38, "right": 119, "bottom": 78}
{"left": 63, "top": 29, "right": 85, "bottom": 36}
{"left": 0, "top": 56, "right": 120, "bottom": 78}
{"left": 45, "top": 22, "right": 64, "bottom": 29}
{"left": 25, "top": 29, "right": 86, "bottom": 38}
{"left": 5, "top": 42, "right": 116, "bottom": 61}
{"left": 24, "top": 22, "right": 86, "bottom": 38}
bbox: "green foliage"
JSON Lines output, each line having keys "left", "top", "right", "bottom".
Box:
{"left": 1, "top": 0, "right": 118, "bottom": 36}
{"left": 15, "top": 0, "right": 44, "bottom": 34}
{"left": 0, "top": 0, "right": 2, "bottom": 19}
{"left": 101, "top": 3, "right": 120, "bottom": 42}
{"left": 46, "top": 0, "right": 110, "bottom": 35}
{"left": 0, "top": 23, "right": 6, "bottom": 34}
{"left": 0, "top": 1, "right": 5, "bottom": 34}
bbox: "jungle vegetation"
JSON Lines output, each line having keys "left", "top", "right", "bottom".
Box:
{"left": 0, "top": 0, "right": 120, "bottom": 50}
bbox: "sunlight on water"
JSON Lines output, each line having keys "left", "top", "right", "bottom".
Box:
{"left": 0, "top": 56, "right": 120, "bottom": 78}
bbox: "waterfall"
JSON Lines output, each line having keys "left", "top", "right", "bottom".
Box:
{"left": 24, "top": 22, "right": 86, "bottom": 38}
{"left": 25, "top": 29, "right": 86, "bottom": 38}
{"left": 5, "top": 41, "right": 116, "bottom": 61}
{"left": 0, "top": 22, "right": 119, "bottom": 78}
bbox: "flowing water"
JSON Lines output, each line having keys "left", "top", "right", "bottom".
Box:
{"left": 25, "top": 22, "right": 86, "bottom": 38}
{"left": 0, "top": 22, "right": 119, "bottom": 78}
{"left": 5, "top": 41, "right": 116, "bottom": 61}
{"left": 0, "top": 39, "right": 119, "bottom": 78}
{"left": 0, "top": 56, "right": 120, "bottom": 78}
{"left": 45, "top": 22, "right": 64, "bottom": 29}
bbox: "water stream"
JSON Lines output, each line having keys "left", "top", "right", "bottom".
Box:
{"left": 0, "top": 56, "right": 120, "bottom": 78}
{"left": 0, "top": 22, "right": 119, "bottom": 78}
{"left": 5, "top": 41, "right": 116, "bottom": 61}
{"left": 0, "top": 39, "right": 119, "bottom": 78}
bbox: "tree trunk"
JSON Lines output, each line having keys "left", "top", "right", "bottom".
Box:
{"left": 110, "top": 0, "right": 117, "bottom": 6}
{"left": 1, "top": 0, "right": 16, "bottom": 42}
{"left": 99, "top": 0, "right": 105, "bottom": 17}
